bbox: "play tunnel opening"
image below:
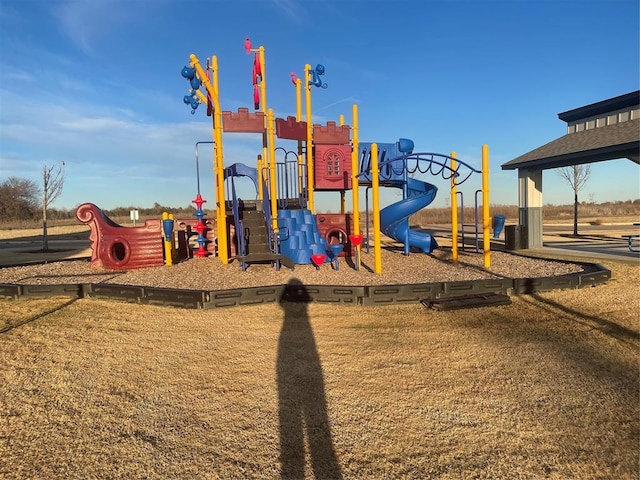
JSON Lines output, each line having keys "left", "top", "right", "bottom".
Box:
{"left": 326, "top": 229, "right": 347, "bottom": 246}
{"left": 111, "top": 242, "right": 127, "bottom": 262}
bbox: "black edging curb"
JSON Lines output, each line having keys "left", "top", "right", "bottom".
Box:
{"left": 0, "top": 257, "right": 611, "bottom": 310}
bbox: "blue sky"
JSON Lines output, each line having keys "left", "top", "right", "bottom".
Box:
{"left": 1, "top": 0, "right": 638, "bottom": 213}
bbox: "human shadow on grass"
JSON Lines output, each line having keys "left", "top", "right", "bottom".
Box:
{"left": 0, "top": 298, "right": 77, "bottom": 334}
{"left": 523, "top": 292, "right": 639, "bottom": 345}
{"left": 277, "top": 278, "right": 343, "bottom": 480}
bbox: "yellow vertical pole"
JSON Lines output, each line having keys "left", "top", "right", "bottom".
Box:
{"left": 259, "top": 47, "right": 267, "bottom": 115}
{"left": 339, "top": 113, "right": 346, "bottom": 214}
{"left": 162, "top": 212, "right": 173, "bottom": 266}
{"left": 371, "top": 143, "right": 382, "bottom": 274}
{"left": 351, "top": 104, "right": 360, "bottom": 238}
{"left": 211, "top": 56, "right": 227, "bottom": 264}
{"left": 268, "top": 109, "right": 278, "bottom": 233}
{"left": 450, "top": 152, "right": 458, "bottom": 262}
{"left": 169, "top": 213, "right": 175, "bottom": 262}
{"left": 304, "top": 64, "right": 315, "bottom": 213}
{"left": 295, "top": 78, "right": 302, "bottom": 120}
{"left": 258, "top": 46, "right": 270, "bottom": 205}
{"left": 295, "top": 78, "right": 303, "bottom": 195}
{"left": 257, "top": 155, "right": 264, "bottom": 201}
{"left": 482, "top": 144, "right": 490, "bottom": 268}
{"left": 190, "top": 54, "right": 228, "bottom": 264}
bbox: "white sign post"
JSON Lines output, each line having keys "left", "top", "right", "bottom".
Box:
{"left": 130, "top": 209, "right": 139, "bottom": 226}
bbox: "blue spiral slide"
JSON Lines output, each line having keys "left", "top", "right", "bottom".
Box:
{"left": 380, "top": 177, "right": 439, "bottom": 253}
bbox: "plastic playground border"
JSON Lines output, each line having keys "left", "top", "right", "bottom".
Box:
{"left": 0, "top": 254, "right": 611, "bottom": 310}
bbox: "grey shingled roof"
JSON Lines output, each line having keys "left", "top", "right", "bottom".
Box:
{"left": 558, "top": 91, "right": 639, "bottom": 123}
{"left": 501, "top": 118, "right": 640, "bottom": 171}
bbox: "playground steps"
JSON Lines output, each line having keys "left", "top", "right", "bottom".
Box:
{"left": 241, "top": 209, "right": 270, "bottom": 255}
{"left": 235, "top": 252, "right": 295, "bottom": 270}
{"left": 423, "top": 293, "right": 512, "bottom": 311}
{"left": 233, "top": 207, "right": 295, "bottom": 270}
{"left": 278, "top": 209, "right": 330, "bottom": 265}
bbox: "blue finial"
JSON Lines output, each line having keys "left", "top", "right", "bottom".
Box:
{"left": 309, "top": 63, "right": 328, "bottom": 89}
{"left": 181, "top": 66, "right": 195, "bottom": 80}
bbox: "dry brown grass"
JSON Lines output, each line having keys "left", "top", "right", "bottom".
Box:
{"left": 0, "top": 260, "right": 638, "bottom": 479}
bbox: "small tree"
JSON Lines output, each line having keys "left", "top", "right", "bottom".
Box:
{"left": 42, "top": 162, "right": 65, "bottom": 251}
{"left": 556, "top": 164, "right": 591, "bottom": 236}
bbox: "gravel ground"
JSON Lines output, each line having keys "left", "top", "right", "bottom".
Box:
{"left": 0, "top": 247, "right": 584, "bottom": 291}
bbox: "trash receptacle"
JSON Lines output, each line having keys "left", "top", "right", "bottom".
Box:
{"left": 492, "top": 215, "right": 506, "bottom": 238}
{"left": 504, "top": 225, "right": 528, "bottom": 250}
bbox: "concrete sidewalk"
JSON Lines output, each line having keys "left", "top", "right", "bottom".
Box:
{"left": 0, "top": 240, "right": 91, "bottom": 267}
{"left": 425, "top": 223, "right": 640, "bottom": 264}
{"left": 536, "top": 225, "right": 639, "bottom": 264}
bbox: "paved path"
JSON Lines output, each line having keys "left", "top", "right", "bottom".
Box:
{"left": 0, "top": 240, "right": 91, "bottom": 267}
{"left": 537, "top": 223, "right": 639, "bottom": 264}
{"left": 427, "top": 223, "right": 640, "bottom": 264}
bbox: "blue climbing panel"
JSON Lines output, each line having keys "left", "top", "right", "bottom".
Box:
{"left": 278, "top": 209, "right": 330, "bottom": 265}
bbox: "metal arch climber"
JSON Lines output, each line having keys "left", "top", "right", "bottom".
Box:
{"left": 373, "top": 152, "right": 481, "bottom": 186}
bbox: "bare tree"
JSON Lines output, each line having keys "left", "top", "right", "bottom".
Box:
{"left": 42, "top": 162, "right": 65, "bottom": 251}
{"left": 556, "top": 164, "right": 591, "bottom": 236}
{"left": 0, "top": 177, "right": 40, "bottom": 220}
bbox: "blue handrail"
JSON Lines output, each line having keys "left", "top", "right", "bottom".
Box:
{"left": 230, "top": 178, "right": 247, "bottom": 271}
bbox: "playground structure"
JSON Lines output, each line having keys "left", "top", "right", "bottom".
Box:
{"left": 178, "top": 37, "right": 491, "bottom": 273}
{"left": 77, "top": 37, "right": 491, "bottom": 272}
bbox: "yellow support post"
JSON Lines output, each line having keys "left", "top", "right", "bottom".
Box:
{"left": 258, "top": 46, "right": 270, "bottom": 199}
{"left": 295, "top": 78, "right": 302, "bottom": 120}
{"left": 162, "top": 212, "right": 174, "bottom": 266}
{"left": 211, "top": 57, "right": 227, "bottom": 264}
{"left": 295, "top": 78, "right": 303, "bottom": 195}
{"left": 268, "top": 109, "right": 278, "bottom": 233}
{"left": 257, "top": 155, "right": 264, "bottom": 201}
{"left": 450, "top": 152, "right": 458, "bottom": 262}
{"left": 371, "top": 143, "right": 382, "bottom": 274}
{"left": 482, "top": 144, "right": 490, "bottom": 268}
{"left": 339, "top": 113, "right": 346, "bottom": 214}
{"left": 304, "top": 64, "right": 315, "bottom": 213}
{"left": 246, "top": 46, "right": 270, "bottom": 205}
{"left": 189, "top": 54, "right": 228, "bottom": 264}
{"left": 259, "top": 47, "right": 267, "bottom": 116}
{"left": 351, "top": 104, "right": 360, "bottom": 238}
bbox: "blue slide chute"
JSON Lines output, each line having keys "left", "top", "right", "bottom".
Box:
{"left": 380, "top": 177, "right": 438, "bottom": 253}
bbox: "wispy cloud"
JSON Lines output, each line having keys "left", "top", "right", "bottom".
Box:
{"left": 50, "top": 0, "right": 145, "bottom": 54}
{"left": 0, "top": 85, "right": 269, "bottom": 208}
{"left": 271, "top": 0, "right": 307, "bottom": 23}
{"left": 0, "top": 66, "right": 36, "bottom": 83}
{"left": 315, "top": 96, "right": 360, "bottom": 113}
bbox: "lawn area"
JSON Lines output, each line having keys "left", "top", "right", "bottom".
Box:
{"left": 0, "top": 260, "right": 638, "bottom": 479}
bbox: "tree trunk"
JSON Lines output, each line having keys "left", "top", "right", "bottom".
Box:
{"left": 573, "top": 192, "right": 579, "bottom": 236}
{"left": 42, "top": 190, "right": 48, "bottom": 251}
